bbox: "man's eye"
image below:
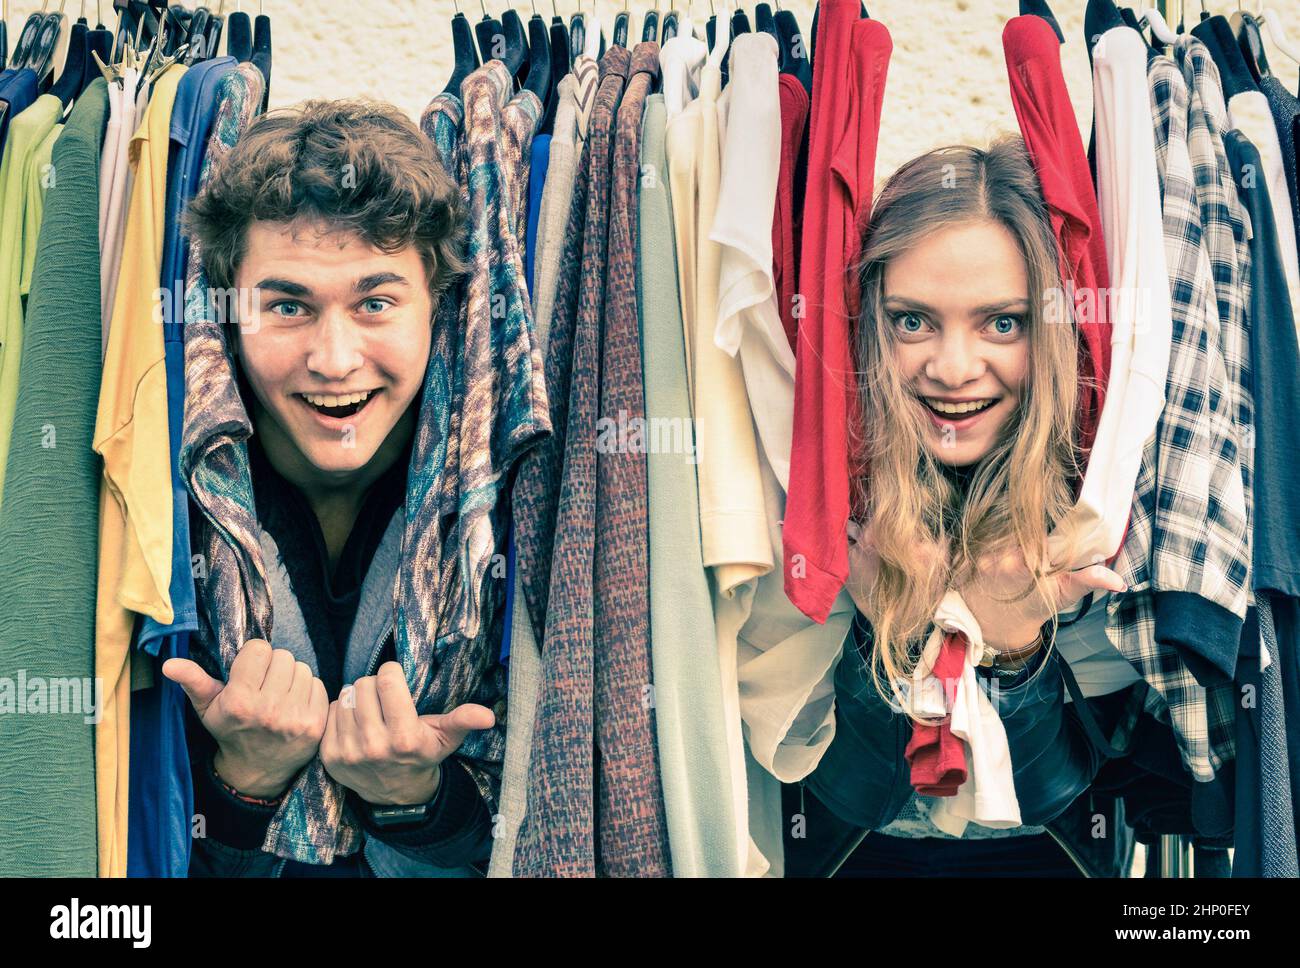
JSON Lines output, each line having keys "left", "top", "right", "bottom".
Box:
{"left": 988, "top": 315, "right": 1024, "bottom": 337}
{"left": 270, "top": 301, "right": 306, "bottom": 318}
{"left": 360, "top": 298, "right": 392, "bottom": 315}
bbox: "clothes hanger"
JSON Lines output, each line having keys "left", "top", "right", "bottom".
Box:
{"left": 444, "top": 0, "right": 479, "bottom": 95}
{"left": 475, "top": 1, "right": 504, "bottom": 64}
{"left": 642, "top": 5, "right": 659, "bottom": 42}
{"left": 660, "top": 8, "right": 679, "bottom": 42}
{"left": 500, "top": 8, "right": 530, "bottom": 81}
{"left": 11, "top": 1, "right": 49, "bottom": 68}
{"left": 1192, "top": 12, "right": 1260, "bottom": 98}
{"left": 730, "top": 7, "right": 749, "bottom": 36}
{"left": 547, "top": 0, "right": 569, "bottom": 84}
{"left": 1084, "top": 0, "right": 1127, "bottom": 57}
{"left": 85, "top": 0, "right": 114, "bottom": 85}
{"left": 1259, "top": 7, "right": 1300, "bottom": 66}
{"left": 581, "top": 1, "right": 602, "bottom": 60}
{"left": 613, "top": 0, "right": 629, "bottom": 47}
{"left": 162, "top": 4, "right": 190, "bottom": 57}
{"left": 251, "top": 2, "right": 270, "bottom": 103}
{"left": 48, "top": 14, "right": 88, "bottom": 106}
{"left": 0, "top": 0, "right": 10, "bottom": 71}
{"left": 1019, "top": 0, "right": 1065, "bottom": 43}
{"left": 31, "top": 4, "right": 70, "bottom": 81}
{"left": 540, "top": 0, "right": 566, "bottom": 131}
{"left": 183, "top": 6, "right": 213, "bottom": 63}
{"left": 523, "top": 1, "right": 551, "bottom": 103}
{"left": 1231, "top": 9, "right": 1271, "bottom": 83}
{"left": 774, "top": 3, "right": 810, "bottom": 94}
{"left": 1119, "top": 6, "right": 1159, "bottom": 51}
{"left": 226, "top": 1, "right": 251, "bottom": 60}
{"left": 1137, "top": 6, "right": 1180, "bottom": 45}
{"left": 201, "top": 0, "right": 225, "bottom": 63}
{"left": 569, "top": 0, "right": 585, "bottom": 63}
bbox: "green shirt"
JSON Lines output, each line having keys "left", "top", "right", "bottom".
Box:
{"left": 0, "top": 93, "right": 61, "bottom": 506}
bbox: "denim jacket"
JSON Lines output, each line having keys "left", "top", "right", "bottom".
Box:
{"left": 799, "top": 615, "right": 1133, "bottom": 875}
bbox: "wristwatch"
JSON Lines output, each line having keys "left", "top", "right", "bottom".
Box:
{"left": 363, "top": 767, "right": 445, "bottom": 829}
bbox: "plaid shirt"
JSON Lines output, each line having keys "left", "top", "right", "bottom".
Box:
{"left": 1100, "top": 54, "right": 1253, "bottom": 783}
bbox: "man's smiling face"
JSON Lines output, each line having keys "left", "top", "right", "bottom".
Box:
{"left": 233, "top": 219, "right": 434, "bottom": 484}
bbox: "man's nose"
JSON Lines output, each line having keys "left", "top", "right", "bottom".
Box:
{"left": 306, "top": 309, "right": 365, "bottom": 380}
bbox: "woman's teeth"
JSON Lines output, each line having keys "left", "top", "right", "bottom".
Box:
{"left": 925, "top": 398, "right": 997, "bottom": 416}
{"left": 301, "top": 390, "right": 373, "bottom": 408}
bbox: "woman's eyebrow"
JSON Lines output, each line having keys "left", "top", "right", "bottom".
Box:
{"left": 354, "top": 272, "right": 411, "bottom": 293}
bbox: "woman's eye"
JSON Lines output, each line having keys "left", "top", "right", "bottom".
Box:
{"left": 988, "top": 315, "right": 1023, "bottom": 337}
{"left": 891, "top": 312, "right": 927, "bottom": 334}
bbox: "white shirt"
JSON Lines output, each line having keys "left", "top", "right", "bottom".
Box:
{"left": 1051, "top": 25, "right": 1173, "bottom": 570}
{"left": 710, "top": 32, "right": 797, "bottom": 489}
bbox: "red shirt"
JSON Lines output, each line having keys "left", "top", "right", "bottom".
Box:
{"left": 783, "top": 3, "right": 892, "bottom": 623}
{"left": 773, "top": 73, "right": 810, "bottom": 352}
{"left": 904, "top": 632, "right": 969, "bottom": 797}
{"left": 1003, "top": 14, "right": 1112, "bottom": 460}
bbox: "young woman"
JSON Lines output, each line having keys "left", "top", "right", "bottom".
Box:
{"left": 162, "top": 100, "right": 497, "bottom": 877}
{"left": 786, "top": 138, "right": 1136, "bottom": 877}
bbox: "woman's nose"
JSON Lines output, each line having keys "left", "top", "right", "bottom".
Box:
{"left": 924, "top": 331, "right": 986, "bottom": 388}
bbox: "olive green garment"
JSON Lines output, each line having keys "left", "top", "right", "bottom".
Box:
{"left": 0, "top": 81, "right": 109, "bottom": 877}
{"left": 638, "top": 93, "right": 741, "bottom": 877}
{"left": 0, "top": 92, "right": 62, "bottom": 507}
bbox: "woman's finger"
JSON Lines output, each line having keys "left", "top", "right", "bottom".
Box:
{"left": 1060, "top": 563, "right": 1127, "bottom": 602}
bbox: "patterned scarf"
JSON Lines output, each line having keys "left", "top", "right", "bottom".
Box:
{"left": 184, "top": 61, "right": 548, "bottom": 864}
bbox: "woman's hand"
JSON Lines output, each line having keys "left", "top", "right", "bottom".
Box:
{"left": 959, "top": 548, "right": 1127, "bottom": 652}
{"left": 844, "top": 520, "right": 947, "bottom": 619}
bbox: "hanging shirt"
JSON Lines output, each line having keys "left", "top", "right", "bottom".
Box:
{"left": 1224, "top": 88, "right": 1300, "bottom": 344}
{"left": 92, "top": 62, "right": 188, "bottom": 878}
{"left": 1052, "top": 26, "right": 1171, "bottom": 572}
{"left": 0, "top": 93, "right": 61, "bottom": 506}
{"left": 127, "top": 56, "right": 239, "bottom": 880}
{"left": 0, "top": 68, "right": 37, "bottom": 159}
{"left": 772, "top": 72, "right": 809, "bottom": 353}
{"left": 1003, "top": 14, "right": 1111, "bottom": 461}
{"left": 0, "top": 79, "right": 110, "bottom": 878}
{"left": 711, "top": 32, "right": 796, "bottom": 489}
{"left": 637, "top": 91, "right": 742, "bottom": 878}
{"left": 784, "top": 3, "right": 891, "bottom": 624}
{"left": 99, "top": 68, "right": 146, "bottom": 353}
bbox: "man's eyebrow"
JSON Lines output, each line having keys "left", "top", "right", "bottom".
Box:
{"left": 354, "top": 272, "right": 412, "bottom": 293}
{"left": 255, "top": 278, "right": 313, "bottom": 297}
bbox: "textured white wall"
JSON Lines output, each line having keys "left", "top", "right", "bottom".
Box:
{"left": 9, "top": 1, "right": 1300, "bottom": 182}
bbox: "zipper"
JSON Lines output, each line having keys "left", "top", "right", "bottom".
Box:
{"left": 1044, "top": 824, "right": 1093, "bottom": 879}
{"left": 365, "top": 617, "right": 396, "bottom": 678}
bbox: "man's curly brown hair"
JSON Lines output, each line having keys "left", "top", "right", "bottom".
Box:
{"left": 185, "top": 97, "right": 464, "bottom": 303}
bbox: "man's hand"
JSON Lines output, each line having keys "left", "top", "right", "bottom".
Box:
{"left": 320, "top": 661, "right": 495, "bottom": 806}
{"left": 959, "top": 547, "right": 1127, "bottom": 652}
{"left": 163, "top": 639, "right": 329, "bottom": 799}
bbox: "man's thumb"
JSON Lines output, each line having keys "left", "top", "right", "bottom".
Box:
{"left": 419, "top": 704, "right": 496, "bottom": 749}
{"left": 162, "top": 657, "right": 225, "bottom": 715}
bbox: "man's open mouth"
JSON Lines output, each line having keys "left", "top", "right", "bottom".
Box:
{"left": 298, "top": 389, "right": 379, "bottom": 419}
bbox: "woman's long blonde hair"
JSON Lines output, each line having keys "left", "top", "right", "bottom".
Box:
{"left": 850, "top": 137, "right": 1090, "bottom": 701}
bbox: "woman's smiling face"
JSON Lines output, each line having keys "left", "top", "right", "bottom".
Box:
{"left": 233, "top": 219, "right": 433, "bottom": 484}
{"left": 883, "top": 219, "right": 1032, "bottom": 467}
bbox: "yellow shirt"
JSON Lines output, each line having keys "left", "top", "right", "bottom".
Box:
{"left": 93, "top": 63, "right": 187, "bottom": 878}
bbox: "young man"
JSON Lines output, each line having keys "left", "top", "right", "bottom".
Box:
{"left": 163, "top": 99, "right": 495, "bottom": 877}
